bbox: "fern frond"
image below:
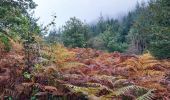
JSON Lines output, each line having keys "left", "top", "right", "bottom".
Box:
{"left": 112, "top": 79, "right": 129, "bottom": 88}
{"left": 143, "top": 70, "right": 164, "bottom": 76}
{"left": 62, "top": 62, "right": 85, "bottom": 69}
{"left": 83, "top": 82, "right": 103, "bottom": 88}
{"left": 137, "top": 90, "right": 155, "bottom": 100}
{"left": 64, "top": 84, "right": 100, "bottom": 95}
{"left": 115, "top": 85, "right": 156, "bottom": 99}
{"left": 115, "top": 85, "right": 148, "bottom": 96}
{"left": 4, "top": 89, "right": 17, "bottom": 98}
{"left": 121, "top": 58, "right": 143, "bottom": 70}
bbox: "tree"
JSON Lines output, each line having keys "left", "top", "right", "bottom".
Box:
{"left": 148, "top": 0, "right": 170, "bottom": 59}
{"left": 100, "top": 25, "right": 128, "bottom": 52}
{"left": 62, "top": 17, "right": 89, "bottom": 48}
{"left": 87, "top": 36, "right": 105, "bottom": 50}
{"left": 46, "top": 29, "right": 62, "bottom": 44}
{"left": 0, "top": 0, "right": 38, "bottom": 51}
{"left": 118, "top": 12, "right": 135, "bottom": 43}
{"left": 0, "top": 0, "right": 42, "bottom": 70}
{"left": 127, "top": 2, "right": 151, "bottom": 54}
{"left": 0, "top": 0, "right": 37, "bottom": 36}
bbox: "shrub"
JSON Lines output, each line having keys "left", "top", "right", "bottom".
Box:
{"left": 149, "top": 40, "right": 170, "bottom": 59}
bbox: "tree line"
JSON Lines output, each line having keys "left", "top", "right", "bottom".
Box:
{"left": 46, "top": 0, "right": 170, "bottom": 59}
{"left": 0, "top": 0, "right": 169, "bottom": 59}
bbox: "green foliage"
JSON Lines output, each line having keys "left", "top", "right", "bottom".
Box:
{"left": 107, "top": 42, "right": 128, "bottom": 52}
{"left": 88, "top": 15, "right": 132, "bottom": 52}
{"left": 45, "top": 29, "right": 62, "bottom": 44}
{"left": 5, "top": 96, "right": 13, "bottom": 100}
{"left": 99, "top": 26, "right": 128, "bottom": 52}
{"left": 44, "top": 0, "right": 169, "bottom": 59}
{"left": 126, "top": 0, "right": 170, "bottom": 58}
{"left": 126, "top": 2, "right": 151, "bottom": 54}
{"left": 119, "top": 12, "right": 136, "bottom": 43}
{"left": 0, "top": 34, "right": 11, "bottom": 51}
{"left": 62, "top": 17, "right": 89, "bottom": 48}
{"left": 0, "top": 0, "right": 39, "bottom": 51}
{"left": 59, "top": 15, "right": 129, "bottom": 52}
{"left": 87, "top": 36, "right": 105, "bottom": 50}
{"left": 149, "top": 40, "right": 170, "bottom": 59}
{"left": 45, "top": 10, "right": 135, "bottom": 52}
{"left": 30, "top": 96, "right": 37, "bottom": 100}
{"left": 148, "top": 0, "right": 170, "bottom": 59}
{"left": 23, "top": 72, "right": 32, "bottom": 79}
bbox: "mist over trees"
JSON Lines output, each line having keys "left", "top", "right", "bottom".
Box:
{"left": 46, "top": 0, "right": 170, "bottom": 59}
{"left": 0, "top": 0, "right": 169, "bottom": 59}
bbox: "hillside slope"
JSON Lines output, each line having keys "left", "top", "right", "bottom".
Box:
{"left": 0, "top": 44, "right": 170, "bottom": 100}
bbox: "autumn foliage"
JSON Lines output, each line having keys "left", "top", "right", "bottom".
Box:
{"left": 0, "top": 43, "right": 170, "bottom": 100}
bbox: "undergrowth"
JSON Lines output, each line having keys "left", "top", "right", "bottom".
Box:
{"left": 0, "top": 43, "right": 170, "bottom": 100}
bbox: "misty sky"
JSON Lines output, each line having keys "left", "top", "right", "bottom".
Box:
{"left": 33, "top": 0, "right": 148, "bottom": 28}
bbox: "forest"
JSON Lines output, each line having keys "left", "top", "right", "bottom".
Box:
{"left": 0, "top": 0, "right": 170, "bottom": 100}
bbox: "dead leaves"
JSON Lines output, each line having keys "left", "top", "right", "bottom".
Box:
{"left": 0, "top": 68, "right": 10, "bottom": 84}
{"left": 1, "top": 45, "right": 170, "bottom": 99}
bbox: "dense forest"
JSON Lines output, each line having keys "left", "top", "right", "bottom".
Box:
{"left": 0, "top": 0, "right": 170, "bottom": 100}
{"left": 47, "top": 0, "right": 170, "bottom": 59}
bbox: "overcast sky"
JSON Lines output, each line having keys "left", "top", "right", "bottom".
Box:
{"left": 33, "top": 0, "right": 148, "bottom": 28}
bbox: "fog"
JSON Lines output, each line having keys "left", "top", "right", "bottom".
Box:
{"left": 34, "top": 0, "right": 148, "bottom": 27}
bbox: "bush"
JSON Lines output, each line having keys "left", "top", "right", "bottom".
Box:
{"left": 107, "top": 41, "right": 128, "bottom": 52}
{"left": 0, "top": 34, "right": 11, "bottom": 52}
{"left": 148, "top": 0, "right": 170, "bottom": 59}
{"left": 62, "top": 17, "right": 88, "bottom": 48}
{"left": 149, "top": 40, "right": 170, "bottom": 59}
{"left": 87, "top": 36, "right": 106, "bottom": 50}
